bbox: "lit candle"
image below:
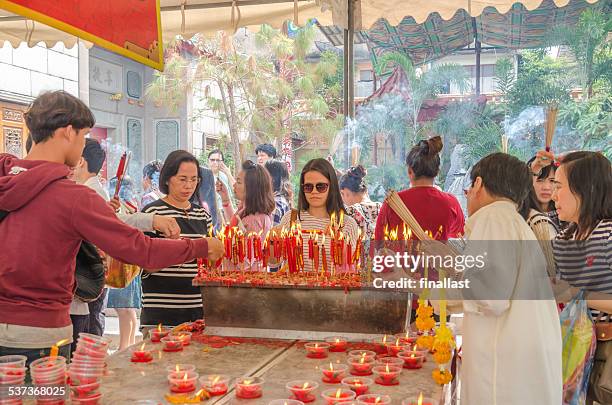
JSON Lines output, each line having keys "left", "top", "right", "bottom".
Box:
{"left": 348, "top": 356, "right": 375, "bottom": 376}
{"left": 401, "top": 393, "right": 434, "bottom": 405}
{"left": 130, "top": 343, "right": 153, "bottom": 363}
{"left": 199, "top": 374, "right": 229, "bottom": 396}
{"left": 325, "top": 336, "right": 348, "bottom": 352}
{"left": 386, "top": 338, "right": 405, "bottom": 357}
{"left": 321, "top": 388, "right": 356, "bottom": 405}
{"left": 50, "top": 338, "right": 69, "bottom": 358}
{"left": 356, "top": 394, "right": 392, "bottom": 404}
{"left": 161, "top": 336, "right": 184, "bottom": 352}
{"left": 372, "top": 364, "right": 401, "bottom": 386}
{"left": 341, "top": 377, "right": 372, "bottom": 396}
{"left": 305, "top": 342, "right": 330, "bottom": 359}
{"left": 168, "top": 371, "right": 198, "bottom": 393}
{"left": 235, "top": 377, "right": 264, "bottom": 399}
{"left": 371, "top": 335, "right": 389, "bottom": 355}
{"left": 321, "top": 363, "right": 348, "bottom": 384}
{"left": 286, "top": 380, "right": 318, "bottom": 403}
{"left": 397, "top": 351, "right": 425, "bottom": 369}
{"left": 150, "top": 324, "right": 170, "bottom": 343}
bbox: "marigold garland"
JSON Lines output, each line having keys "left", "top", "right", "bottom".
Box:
{"left": 432, "top": 368, "right": 453, "bottom": 385}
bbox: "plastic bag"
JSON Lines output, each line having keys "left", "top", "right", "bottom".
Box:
{"left": 561, "top": 289, "right": 597, "bottom": 405}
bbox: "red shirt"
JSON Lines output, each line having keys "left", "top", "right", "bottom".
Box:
{"left": 374, "top": 186, "right": 465, "bottom": 241}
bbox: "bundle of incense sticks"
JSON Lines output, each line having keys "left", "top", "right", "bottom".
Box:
{"left": 545, "top": 103, "right": 558, "bottom": 152}
{"left": 113, "top": 151, "right": 131, "bottom": 199}
{"left": 501, "top": 134, "right": 509, "bottom": 154}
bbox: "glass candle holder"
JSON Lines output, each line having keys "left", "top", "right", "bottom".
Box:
{"left": 341, "top": 377, "right": 372, "bottom": 396}
{"left": 320, "top": 363, "right": 348, "bottom": 384}
{"left": 304, "top": 342, "right": 330, "bottom": 359}
{"left": 130, "top": 345, "right": 153, "bottom": 363}
{"left": 348, "top": 357, "right": 375, "bottom": 376}
{"left": 169, "top": 331, "right": 192, "bottom": 346}
{"left": 321, "top": 388, "right": 356, "bottom": 405}
{"left": 401, "top": 395, "right": 437, "bottom": 405}
{"left": 397, "top": 351, "right": 425, "bottom": 369}
{"left": 167, "top": 371, "right": 198, "bottom": 394}
{"left": 199, "top": 374, "right": 230, "bottom": 396}
{"left": 394, "top": 332, "right": 417, "bottom": 346}
{"left": 356, "top": 394, "right": 392, "bottom": 404}
{"left": 150, "top": 326, "right": 171, "bottom": 343}
{"left": 385, "top": 339, "right": 406, "bottom": 357}
{"left": 235, "top": 377, "right": 264, "bottom": 399}
{"left": 347, "top": 350, "right": 376, "bottom": 361}
{"left": 286, "top": 380, "right": 318, "bottom": 403}
{"left": 166, "top": 364, "right": 196, "bottom": 374}
{"left": 372, "top": 365, "right": 401, "bottom": 386}
{"left": 161, "top": 336, "right": 184, "bottom": 353}
{"left": 325, "top": 336, "right": 348, "bottom": 353}
{"left": 370, "top": 336, "right": 391, "bottom": 355}
{"left": 375, "top": 357, "right": 404, "bottom": 368}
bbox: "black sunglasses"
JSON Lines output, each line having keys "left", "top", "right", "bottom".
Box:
{"left": 302, "top": 182, "right": 329, "bottom": 193}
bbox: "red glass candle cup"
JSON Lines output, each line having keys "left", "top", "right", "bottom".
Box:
{"left": 150, "top": 326, "right": 171, "bottom": 343}
{"left": 235, "top": 377, "right": 264, "bottom": 399}
{"left": 167, "top": 371, "right": 198, "bottom": 394}
{"left": 70, "top": 381, "right": 100, "bottom": 399}
{"left": 286, "top": 380, "right": 318, "bottom": 403}
{"left": 169, "top": 331, "right": 192, "bottom": 346}
{"left": 356, "top": 394, "right": 392, "bottom": 404}
{"left": 397, "top": 351, "right": 425, "bottom": 369}
{"left": 305, "top": 342, "right": 330, "bottom": 359}
{"left": 161, "top": 336, "right": 184, "bottom": 352}
{"left": 320, "top": 363, "right": 348, "bottom": 384}
{"left": 348, "top": 357, "right": 375, "bottom": 376}
{"left": 385, "top": 340, "right": 406, "bottom": 357}
{"left": 0, "top": 355, "right": 27, "bottom": 369}
{"left": 325, "top": 336, "right": 348, "bottom": 353}
{"left": 321, "top": 388, "right": 356, "bottom": 405}
{"left": 199, "top": 374, "right": 230, "bottom": 396}
{"left": 166, "top": 364, "right": 196, "bottom": 374}
{"left": 341, "top": 377, "right": 372, "bottom": 396}
{"left": 370, "top": 336, "right": 391, "bottom": 355}
{"left": 372, "top": 365, "right": 401, "bottom": 386}
{"left": 394, "top": 332, "right": 417, "bottom": 346}
{"left": 375, "top": 357, "right": 404, "bottom": 368}
{"left": 347, "top": 350, "right": 376, "bottom": 362}
{"left": 130, "top": 346, "right": 153, "bottom": 363}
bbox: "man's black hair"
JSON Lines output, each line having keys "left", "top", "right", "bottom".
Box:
{"left": 255, "top": 143, "right": 277, "bottom": 158}
{"left": 82, "top": 138, "right": 106, "bottom": 175}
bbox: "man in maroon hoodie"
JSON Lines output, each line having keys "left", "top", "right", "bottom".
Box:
{"left": 0, "top": 91, "right": 224, "bottom": 363}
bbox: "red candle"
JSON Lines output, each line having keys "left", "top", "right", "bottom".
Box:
{"left": 325, "top": 336, "right": 348, "bottom": 352}
{"left": 341, "top": 376, "right": 372, "bottom": 396}
{"left": 321, "top": 363, "right": 348, "bottom": 384}
{"left": 305, "top": 342, "right": 330, "bottom": 359}
{"left": 372, "top": 365, "right": 401, "bottom": 386}
{"left": 321, "top": 388, "right": 356, "bottom": 405}
{"left": 357, "top": 394, "right": 391, "bottom": 404}
{"left": 200, "top": 374, "right": 229, "bottom": 396}
{"left": 170, "top": 331, "right": 192, "bottom": 346}
{"left": 235, "top": 377, "right": 263, "bottom": 399}
{"left": 371, "top": 336, "right": 390, "bottom": 355}
{"left": 286, "top": 380, "right": 318, "bottom": 403}
{"left": 397, "top": 351, "right": 425, "bottom": 369}
{"left": 168, "top": 372, "right": 197, "bottom": 393}
{"left": 395, "top": 332, "right": 417, "bottom": 346}
{"left": 322, "top": 243, "right": 328, "bottom": 275}
{"left": 130, "top": 343, "right": 153, "bottom": 363}
{"left": 348, "top": 356, "right": 375, "bottom": 376}
{"left": 161, "top": 337, "right": 183, "bottom": 353}
{"left": 313, "top": 239, "right": 320, "bottom": 273}
{"left": 401, "top": 393, "right": 434, "bottom": 405}
{"left": 386, "top": 338, "right": 406, "bottom": 357}
{"left": 150, "top": 324, "right": 170, "bottom": 343}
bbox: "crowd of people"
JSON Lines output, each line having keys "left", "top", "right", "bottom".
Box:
{"left": 0, "top": 90, "right": 610, "bottom": 403}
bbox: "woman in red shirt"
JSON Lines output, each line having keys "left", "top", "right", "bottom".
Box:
{"left": 374, "top": 136, "right": 465, "bottom": 242}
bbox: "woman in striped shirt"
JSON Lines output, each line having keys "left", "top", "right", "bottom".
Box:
{"left": 275, "top": 158, "right": 359, "bottom": 273}
{"left": 533, "top": 150, "right": 612, "bottom": 311}
{"left": 141, "top": 150, "right": 211, "bottom": 327}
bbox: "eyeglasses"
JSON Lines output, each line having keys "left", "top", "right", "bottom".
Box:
{"left": 175, "top": 177, "right": 200, "bottom": 185}
{"left": 209, "top": 158, "right": 223, "bottom": 163}
{"left": 302, "top": 182, "right": 329, "bottom": 193}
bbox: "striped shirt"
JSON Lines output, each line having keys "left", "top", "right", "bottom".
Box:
{"left": 278, "top": 210, "right": 359, "bottom": 273}
{"left": 140, "top": 199, "right": 211, "bottom": 327}
{"left": 554, "top": 220, "right": 612, "bottom": 293}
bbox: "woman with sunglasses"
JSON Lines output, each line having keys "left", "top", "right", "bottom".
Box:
{"left": 140, "top": 150, "right": 211, "bottom": 327}
{"left": 216, "top": 160, "right": 275, "bottom": 239}
{"left": 374, "top": 136, "right": 464, "bottom": 241}
{"left": 274, "top": 158, "right": 359, "bottom": 273}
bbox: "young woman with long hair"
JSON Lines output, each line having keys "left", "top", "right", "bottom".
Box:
{"left": 340, "top": 165, "right": 381, "bottom": 242}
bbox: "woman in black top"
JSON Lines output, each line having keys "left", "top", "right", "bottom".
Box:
{"left": 141, "top": 150, "right": 211, "bottom": 327}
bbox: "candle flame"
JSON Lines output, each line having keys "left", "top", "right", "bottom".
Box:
{"left": 418, "top": 393, "right": 424, "bottom": 405}
{"left": 385, "top": 364, "right": 390, "bottom": 373}
{"left": 212, "top": 376, "right": 220, "bottom": 384}
{"left": 335, "top": 338, "right": 340, "bottom": 343}
{"left": 157, "top": 323, "right": 162, "bottom": 332}
{"left": 302, "top": 382, "right": 309, "bottom": 389}
{"left": 359, "top": 356, "right": 365, "bottom": 364}
{"left": 315, "top": 343, "right": 318, "bottom": 348}
{"left": 413, "top": 344, "right": 417, "bottom": 351}
{"left": 329, "top": 362, "right": 334, "bottom": 371}
{"left": 382, "top": 335, "right": 388, "bottom": 343}
{"left": 354, "top": 380, "right": 361, "bottom": 386}
{"left": 176, "top": 365, "right": 180, "bottom": 373}
{"left": 375, "top": 397, "right": 382, "bottom": 404}
{"left": 182, "top": 373, "right": 188, "bottom": 381}
{"left": 139, "top": 343, "right": 146, "bottom": 351}
{"left": 55, "top": 338, "right": 69, "bottom": 347}
{"left": 360, "top": 352, "right": 366, "bottom": 360}
{"left": 196, "top": 389, "right": 206, "bottom": 398}
{"left": 411, "top": 352, "right": 416, "bottom": 359}
{"left": 243, "top": 379, "right": 252, "bottom": 385}
{"left": 335, "top": 389, "right": 342, "bottom": 399}
{"left": 405, "top": 331, "right": 410, "bottom": 338}
{"left": 339, "top": 211, "right": 344, "bottom": 226}
{"left": 395, "top": 338, "right": 401, "bottom": 346}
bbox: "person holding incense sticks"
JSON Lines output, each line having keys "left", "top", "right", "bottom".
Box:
{"left": 141, "top": 150, "right": 213, "bottom": 327}
{"left": 0, "top": 91, "right": 223, "bottom": 364}
{"left": 374, "top": 136, "right": 464, "bottom": 243}
{"left": 216, "top": 160, "right": 275, "bottom": 240}
{"left": 274, "top": 158, "right": 360, "bottom": 274}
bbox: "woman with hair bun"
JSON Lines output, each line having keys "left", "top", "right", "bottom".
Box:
{"left": 374, "top": 136, "right": 465, "bottom": 241}
{"left": 340, "top": 165, "right": 381, "bottom": 241}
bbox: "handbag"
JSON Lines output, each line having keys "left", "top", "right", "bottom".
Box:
{"left": 587, "top": 313, "right": 612, "bottom": 403}
{"left": 103, "top": 253, "right": 141, "bottom": 289}
{"left": 74, "top": 241, "right": 106, "bottom": 302}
